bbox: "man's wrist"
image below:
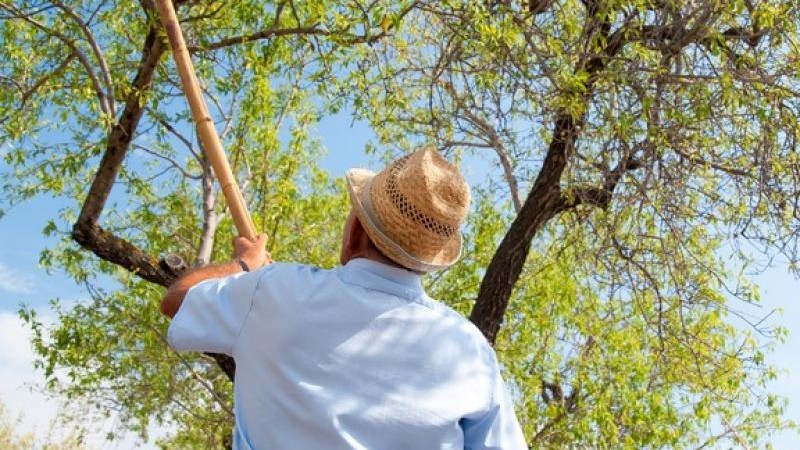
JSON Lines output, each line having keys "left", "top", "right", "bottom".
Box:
{"left": 237, "top": 258, "right": 251, "bottom": 272}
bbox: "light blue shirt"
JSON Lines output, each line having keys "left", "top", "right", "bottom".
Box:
{"left": 168, "top": 258, "right": 527, "bottom": 450}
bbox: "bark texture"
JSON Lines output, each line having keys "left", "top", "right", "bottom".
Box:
{"left": 69, "top": 23, "right": 237, "bottom": 381}
{"left": 469, "top": 113, "right": 575, "bottom": 343}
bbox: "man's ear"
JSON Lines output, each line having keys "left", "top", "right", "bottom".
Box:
{"left": 349, "top": 215, "right": 368, "bottom": 250}
{"left": 341, "top": 211, "right": 363, "bottom": 263}
{"left": 341, "top": 211, "right": 372, "bottom": 266}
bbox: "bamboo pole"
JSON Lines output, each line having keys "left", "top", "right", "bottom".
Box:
{"left": 155, "top": 0, "right": 257, "bottom": 240}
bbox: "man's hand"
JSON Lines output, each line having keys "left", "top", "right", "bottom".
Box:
{"left": 161, "top": 233, "right": 272, "bottom": 318}
{"left": 233, "top": 233, "right": 272, "bottom": 271}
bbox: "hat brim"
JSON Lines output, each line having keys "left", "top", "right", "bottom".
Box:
{"left": 345, "top": 168, "right": 462, "bottom": 272}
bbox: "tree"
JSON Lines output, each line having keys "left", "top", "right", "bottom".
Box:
{"left": 1, "top": 0, "right": 799, "bottom": 448}
{"left": 0, "top": 399, "right": 85, "bottom": 450}
{"left": 345, "top": 1, "right": 800, "bottom": 446}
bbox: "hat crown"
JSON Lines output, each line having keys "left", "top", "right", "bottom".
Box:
{"left": 392, "top": 149, "right": 470, "bottom": 229}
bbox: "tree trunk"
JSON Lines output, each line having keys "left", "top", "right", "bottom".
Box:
{"left": 469, "top": 113, "right": 574, "bottom": 343}
{"left": 470, "top": 1, "right": 623, "bottom": 342}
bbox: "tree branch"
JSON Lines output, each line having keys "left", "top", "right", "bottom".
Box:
{"left": 19, "top": 52, "right": 76, "bottom": 108}
{"left": 196, "top": 162, "right": 218, "bottom": 266}
{"left": 188, "top": 23, "right": 393, "bottom": 54}
{"left": 68, "top": 23, "right": 237, "bottom": 383}
{"left": 52, "top": 0, "right": 116, "bottom": 117}
{"left": 146, "top": 106, "right": 203, "bottom": 163}
{"left": 438, "top": 81, "right": 523, "bottom": 212}
{"left": 190, "top": 26, "right": 330, "bottom": 52}
{"left": 70, "top": 25, "right": 170, "bottom": 281}
{"left": 75, "top": 26, "right": 162, "bottom": 226}
{"left": 470, "top": 2, "right": 625, "bottom": 343}
{"left": 132, "top": 143, "right": 201, "bottom": 180}
{"left": 672, "top": 146, "right": 751, "bottom": 177}
{"left": 188, "top": 1, "right": 419, "bottom": 52}
{"left": 561, "top": 151, "right": 644, "bottom": 210}
{"left": 71, "top": 223, "right": 174, "bottom": 286}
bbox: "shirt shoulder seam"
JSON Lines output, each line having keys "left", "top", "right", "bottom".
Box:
{"left": 231, "top": 265, "right": 274, "bottom": 355}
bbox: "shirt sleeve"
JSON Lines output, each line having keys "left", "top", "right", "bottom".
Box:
{"left": 462, "top": 350, "right": 528, "bottom": 450}
{"left": 167, "top": 266, "right": 270, "bottom": 355}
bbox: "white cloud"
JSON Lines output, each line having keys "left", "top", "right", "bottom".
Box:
{"left": 0, "top": 263, "right": 36, "bottom": 294}
{"left": 0, "top": 311, "right": 164, "bottom": 449}
{"left": 0, "top": 311, "right": 41, "bottom": 370}
{"left": 0, "top": 311, "right": 57, "bottom": 438}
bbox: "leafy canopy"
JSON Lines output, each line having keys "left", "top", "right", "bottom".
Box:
{"left": 2, "top": 0, "right": 799, "bottom": 448}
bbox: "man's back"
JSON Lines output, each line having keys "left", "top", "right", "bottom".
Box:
{"left": 168, "top": 258, "right": 526, "bottom": 449}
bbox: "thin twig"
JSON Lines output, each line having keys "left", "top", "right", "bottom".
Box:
{"left": 52, "top": 0, "right": 116, "bottom": 116}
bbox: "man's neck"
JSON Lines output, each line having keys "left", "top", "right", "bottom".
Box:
{"left": 346, "top": 250, "right": 410, "bottom": 271}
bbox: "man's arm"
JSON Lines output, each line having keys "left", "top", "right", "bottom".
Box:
{"left": 462, "top": 345, "right": 528, "bottom": 450}
{"left": 160, "top": 234, "right": 270, "bottom": 318}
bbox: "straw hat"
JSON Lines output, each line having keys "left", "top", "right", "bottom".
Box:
{"left": 345, "top": 147, "right": 471, "bottom": 272}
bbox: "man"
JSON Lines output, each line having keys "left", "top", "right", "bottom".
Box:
{"left": 161, "top": 148, "right": 528, "bottom": 449}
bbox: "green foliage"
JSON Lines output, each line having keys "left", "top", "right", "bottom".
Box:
{"left": 428, "top": 192, "right": 793, "bottom": 448}
{"left": 2, "top": 0, "right": 800, "bottom": 448}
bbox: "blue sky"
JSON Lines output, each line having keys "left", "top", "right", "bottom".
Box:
{"left": 1, "top": 113, "right": 799, "bottom": 447}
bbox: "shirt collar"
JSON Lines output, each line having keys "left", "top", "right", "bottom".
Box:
{"left": 338, "top": 258, "right": 424, "bottom": 300}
